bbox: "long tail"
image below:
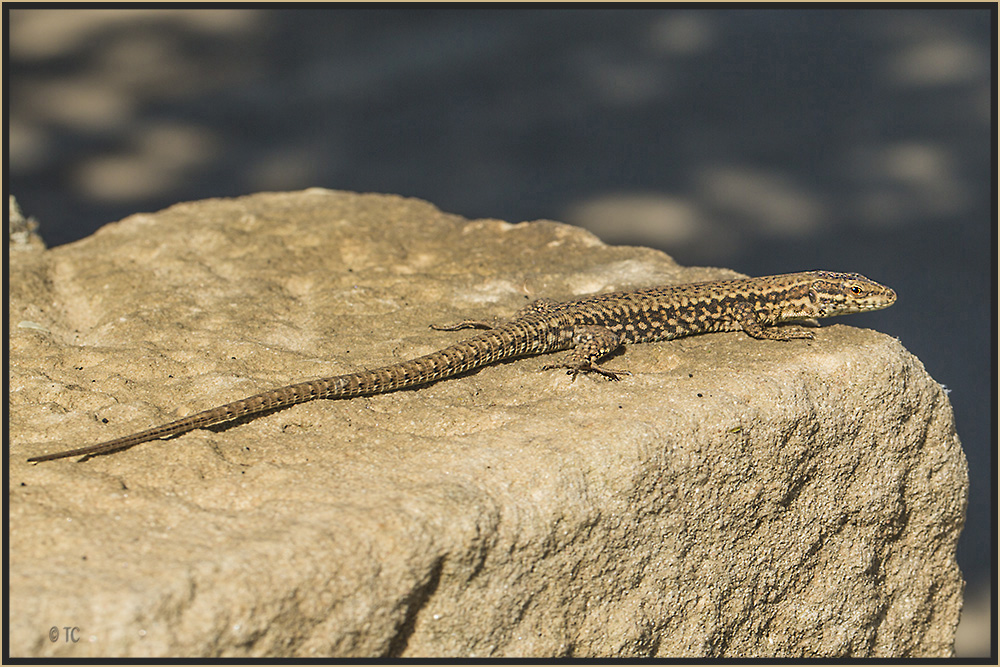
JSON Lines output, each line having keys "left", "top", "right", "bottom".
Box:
{"left": 27, "top": 377, "right": 358, "bottom": 462}
{"left": 28, "top": 325, "right": 549, "bottom": 462}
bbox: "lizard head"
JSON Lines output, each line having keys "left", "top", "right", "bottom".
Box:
{"left": 805, "top": 271, "right": 897, "bottom": 318}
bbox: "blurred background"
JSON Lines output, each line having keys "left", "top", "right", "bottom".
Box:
{"left": 7, "top": 9, "right": 992, "bottom": 655}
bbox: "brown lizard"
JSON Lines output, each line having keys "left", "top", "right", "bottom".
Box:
{"left": 27, "top": 271, "right": 896, "bottom": 463}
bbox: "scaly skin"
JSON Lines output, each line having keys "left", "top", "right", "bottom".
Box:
{"left": 27, "top": 271, "right": 896, "bottom": 463}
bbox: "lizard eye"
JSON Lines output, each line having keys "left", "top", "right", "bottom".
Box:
{"left": 850, "top": 284, "right": 864, "bottom": 295}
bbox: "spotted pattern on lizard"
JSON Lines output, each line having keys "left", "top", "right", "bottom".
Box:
{"left": 27, "top": 271, "right": 896, "bottom": 462}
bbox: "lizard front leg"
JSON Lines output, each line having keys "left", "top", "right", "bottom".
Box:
{"left": 733, "top": 301, "right": 814, "bottom": 340}
{"left": 542, "top": 325, "right": 630, "bottom": 380}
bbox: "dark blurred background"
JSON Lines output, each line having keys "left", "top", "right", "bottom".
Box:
{"left": 7, "top": 9, "right": 993, "bottom": 655}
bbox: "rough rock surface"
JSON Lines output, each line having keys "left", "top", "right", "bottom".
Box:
{"left": 9, "top": 190, "right": 966, "bottom": 657}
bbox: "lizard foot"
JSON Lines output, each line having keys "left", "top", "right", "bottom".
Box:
{"left": 542, "top": 361, "right": 632, "bottom": 381}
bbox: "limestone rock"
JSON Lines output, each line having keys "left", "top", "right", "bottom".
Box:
{"left": 9, "top": 190, "right": 966, "bottom": 657}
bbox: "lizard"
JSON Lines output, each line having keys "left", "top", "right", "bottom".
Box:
{"left": 26, "top": 270, "right": 896, "bottom": 463}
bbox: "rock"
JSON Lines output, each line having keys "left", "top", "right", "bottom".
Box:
{"left": 9, "top": 195, "right": 46, "bottom": 251}
{"left": 8, "top": 190, "right": 966, "bottom": 657}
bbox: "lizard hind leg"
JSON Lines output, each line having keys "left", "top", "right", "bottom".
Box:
{"left": 542, "top": 325, "right": 630, "bottom": 381}
{"left": 432, "top": 298, "right": 564, "bottom": 332}
{"left": 429, "top": 318, "right": 500, "bottom": 332}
